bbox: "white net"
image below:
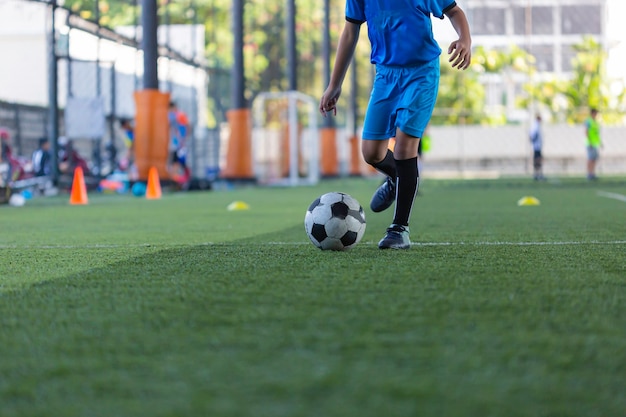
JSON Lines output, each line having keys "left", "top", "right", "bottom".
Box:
{"left": 252, "top": 91, "right": 319, "bottom": 186}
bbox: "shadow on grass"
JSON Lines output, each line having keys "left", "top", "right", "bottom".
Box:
{"left": 0, "top": 230, "right": 455, "bottom": 417}
{"left": 2, "top": 224, "right": 626, "bottom": 417}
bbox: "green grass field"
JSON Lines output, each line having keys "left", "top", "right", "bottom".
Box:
{"left": 1, "top": 176, "right": 625, "bottom": 417}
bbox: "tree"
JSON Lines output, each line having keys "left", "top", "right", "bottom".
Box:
{"left": 520, "top": 36, "right": 626, "bottom": 124}
{"left": 61, "top": 0, "right": 342, "bottom": 126}
{"left": 470, "top": 45, "right": 534, "bottom": 124}
{"left": 432, "top": 46, "right": 534, "bottom": 126}
{"left": 433, "top": 56, "right": 485, "bottom": 125}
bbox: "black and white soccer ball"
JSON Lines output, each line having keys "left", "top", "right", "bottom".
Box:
{"left": 304, "top": 192, "right": 366, "bottom": 251}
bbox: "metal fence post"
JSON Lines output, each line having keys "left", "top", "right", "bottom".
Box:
{"left": 13, "top": 103, "right": 22, "bottom": 156}
{"left": 47, "top": 0, "right": 60, "bottom": 185}
{"left": 110, "top": 62, "right": 117, "bottom": 171}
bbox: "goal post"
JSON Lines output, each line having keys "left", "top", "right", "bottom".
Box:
{"left": 252, "top": 91, "right": 319, "bottom": 186}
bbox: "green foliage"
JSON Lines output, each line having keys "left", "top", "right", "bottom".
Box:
{"left": 469, "top": 46, "right": 536, "bottom": 125}
{"left": 472, "top": 45, "right": 534, "bottom": 74}
{"left": 1, "top": 178, "right": 626, "bottom": 416}
{"left": 62, "top": 0, "right": 134, "bottom": 26}
{"left": 57, "top": 0, "right": 509, "bottom": 127}
{"left": 59, "top": 3, "right": 626, "bottom": 127}
{"left": 433, "top": 57, "right": 486, "bottom": 125}
{"left": 61, "top": 0, "right": 338, "bottom": 124}
{"left": 520, "top": 36, "right": 626, "bottom": 124}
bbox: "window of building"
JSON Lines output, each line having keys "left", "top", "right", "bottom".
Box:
{"left": 561, "top": 44, "right": 577, "bottom": 72}
{"left": 527, "top": 44, "right": 554, "bottom": 72}
{"left": 471, "top": 7, "right": 506, "bottom": 35}
{"left": 561, "top": 6, "right": 602, "bottom": 35}
{"left": 513, "top": 7, "right": 553, "bottom": 35}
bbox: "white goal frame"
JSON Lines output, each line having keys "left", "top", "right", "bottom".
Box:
{"left": 252, "top": 91, "right": 319, "bottom": 186}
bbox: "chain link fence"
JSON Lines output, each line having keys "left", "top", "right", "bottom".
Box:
{"left": 0, "top": 0, "right": 218, "bottom": 189}
{"left": 1, "top": 0, "right": 624, "bottom": 184}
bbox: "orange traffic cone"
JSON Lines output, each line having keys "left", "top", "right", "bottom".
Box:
{"left": 320, "top": 127, "right": 339, "bottom": 177}
{"left": 221, "top": 108, "right": 255, "bottom": 181}
{"left": 349, "top": 135, "right": 362, "bottom": 176}
{"left": 146, "top": 166, "right": 162, "bottom": 200}
{"left": 69, "top": 166, "right": 88, "bottom": 205}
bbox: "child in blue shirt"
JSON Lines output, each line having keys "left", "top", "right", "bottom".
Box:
{"left": 320, "top": 0, "right": 471, "bottom": 249}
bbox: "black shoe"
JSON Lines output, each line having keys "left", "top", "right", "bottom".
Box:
{"left": 370, "top": 177, "right": 396, "bottom": 213}
{"left": 378, "top": 224, "right": 411, "bottom": 249}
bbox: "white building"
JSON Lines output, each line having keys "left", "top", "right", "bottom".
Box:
{"left": 0, "top": 0, "right": 49, "bottom": 106}
{"left": 433, "top": 0, "right": 625, "bottom": 120}
{"left": 0, "top": 0, "right": 208, "bottom": 124}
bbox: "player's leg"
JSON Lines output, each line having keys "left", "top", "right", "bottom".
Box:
{"left": 587, "top": 146, "right": 598, "bottom": 179}
{"left": 360, "top": 65, "right": 400, "bottom": 212}
{"left": 377, "top": 60, "right": 439, "bottom": 250}
{"left": 377, "top": 130, "right": 418, "bottom": 250}
{"left": 362, "top": 139, "right": 394, "bottom": 176}
{"left": 391, "top": 130, "right": 420, "bottom": 227}
{"left": 362, "top": 140, "right": 397, "bottom": 212}
{"left": 417, "top": 138, "right": 424, "bottom": 189}
{"left": 533, "top": 150, "right": 542, "bottom": 180}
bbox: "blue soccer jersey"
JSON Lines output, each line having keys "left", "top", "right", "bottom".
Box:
{"left": 346, "top": 0, "right": 457, "bottom": 66}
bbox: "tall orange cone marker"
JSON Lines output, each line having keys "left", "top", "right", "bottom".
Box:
{"left": 134, "top": 90, "right": 170, "bottom": 181}
{"left": 69, "top": 166, "right": 88, "bottom": 205}
{"left": 221, "top": 109, "right": 255, "bottom": 181}
{"left": 320, "top": 127, "right": 338, "bottom": 177}
{"left": 349, "top": 135, "right": 362, "bottom": 176}
{"left": 146, "top": 166, "right": 162, "bottom": 200}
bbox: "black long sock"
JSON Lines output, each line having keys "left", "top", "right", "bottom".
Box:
{"left": 372, "top": 149, "right": 397, "bottom": 179}
{"left": 392, "top": 157, "right": 419, "bottom": 227}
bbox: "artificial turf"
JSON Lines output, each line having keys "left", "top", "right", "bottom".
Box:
{"left": 1, "top": 176, "right": 625, "bottom": 416}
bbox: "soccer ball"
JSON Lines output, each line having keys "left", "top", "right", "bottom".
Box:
{"left": 304, "top": 192, "right": 366, "bottom": 251}
{"left": 8, "top": 193, "right": 25, "bottom": 207}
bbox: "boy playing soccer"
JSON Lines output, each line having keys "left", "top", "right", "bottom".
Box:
{"left": 320, "top": 0, "right": 472, "bottom": 249}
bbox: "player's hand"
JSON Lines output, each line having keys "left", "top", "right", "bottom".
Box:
{"left": 448, "top": 39, "right": 471, "bottom": 70}
{"left": 319, "top": 87, "right": 341, "bottom": 117}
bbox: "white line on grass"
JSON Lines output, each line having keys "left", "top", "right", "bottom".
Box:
{"left": 268, "top": 240, "right": 626, "bottom": 247}
{"left": 1, "top": 241, "right": 625, "bottom": 250}
{"left": 411, "top": 240, "right": 626, "bottom": 247}
{"left": 0, "top": 243, "right": 162, "bottom": 250}
{"left": 598, "top": 191, "right": 626, "bottom": 203}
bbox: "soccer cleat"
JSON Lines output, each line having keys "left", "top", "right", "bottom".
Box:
{"left": 370, "top": 177, "right": 396, "bottom": 212}
{"left": 378, "top": 224, "right": 411, "bottom": 249}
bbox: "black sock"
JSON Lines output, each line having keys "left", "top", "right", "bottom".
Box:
{"left": 392, "top": 157, "right": 419, "bottom": 227}
{"left": 372, "top": 149, "right": 397, "bottom": 180}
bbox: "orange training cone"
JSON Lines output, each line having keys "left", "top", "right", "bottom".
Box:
{"left": 349, "top": 135, "right": 362, "bottom": 176}
{"left": 221, "top": 108, "right": 255, "bottom": 181}
{"left": 69, "top": 166, "right": 88, "bottom": 205}
{"left": 134, "top": 90, "right": 171, "bottom": 181}
{"left": 320, "top": 127, "right": 339, "bottom": 177}
{"left": 146, "top": 166, "right": 162, "bottom": 200}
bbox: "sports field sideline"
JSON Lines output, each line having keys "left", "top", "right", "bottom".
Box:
{"left": 1, "top": 176, "right": 625, "bottom": 416}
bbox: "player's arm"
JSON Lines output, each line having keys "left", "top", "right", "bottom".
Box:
{"left": 319, "top": 21, "right": 361, "bottom": 116}
{"left": 445, "top": 4, "right": 472, "bottom": 70}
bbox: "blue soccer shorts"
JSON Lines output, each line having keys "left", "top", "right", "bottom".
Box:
{"left": 362, "top": 59, "right": 440, "bottom": 140}
{"left": 587, "top": 145, "right": 599, "bottom": 161}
